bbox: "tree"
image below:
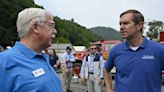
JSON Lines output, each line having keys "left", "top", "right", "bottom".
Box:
{"left": 146, "top": 20, "right": 164, "bottom": 41}
{"left": 0, "top": 0, "right": 101, "bottom": 47}
{"left": 0, "top": 0, "right": 41, "bottom": 46}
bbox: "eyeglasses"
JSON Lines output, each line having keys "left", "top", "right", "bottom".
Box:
{"left": 40, "top": 21, "right": 55, "bottom": 29}
{"left": 91, "top": 48, "right": 97, "bottom": 50}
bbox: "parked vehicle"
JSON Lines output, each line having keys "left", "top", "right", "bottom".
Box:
{"left": 72, "top": 46, "right": 87, "bottom": 75}
{"left": 160, "top": 31, "right": 164, "bottom": 44}
{"left": 160, "top": 31, "right": 164, "bottom": 83}
{"left": 162, "top": 71, "right": 164, "bottom": 83}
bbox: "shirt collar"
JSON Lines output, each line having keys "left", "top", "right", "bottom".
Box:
{"left": 123, "top": 37, "right": 148, "bottom": 50}
{"left": 89, "top": 53, "right": 97, "bottom": 57}
{"left": 14, "top": 41, "right": 45, "bottom": 59}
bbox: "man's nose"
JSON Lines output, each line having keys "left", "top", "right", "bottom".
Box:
{"left": 52, "top": 28, "right": 57, "bottom": 34}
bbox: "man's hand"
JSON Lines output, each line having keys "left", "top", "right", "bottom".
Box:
{"left": 65, "top": 69, "right": 68, "bottom": 72}
{"left": 66, "top": 59, "right": 70, "bottom": 63}
{"left": 80, "top": 77, "right": 86, "bottom": 84}
{"left": 96, "top": 78, "right": 104, "bottom": 85}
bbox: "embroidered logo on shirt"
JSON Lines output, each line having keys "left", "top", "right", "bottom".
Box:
{"left": 32, "top": 68, "right": 45, "bottom": 77}
{"left": 142, "top": 55, "right": 155, "bottom": 60}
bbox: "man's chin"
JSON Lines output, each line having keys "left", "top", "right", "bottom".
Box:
{"left": 121, "top": 35, "right": 128, "bottom": 39}
{"left": 49, "top": 42, "right": 52, "bottom": 46}
{"left": 45, "top": 42, "right": 52, "bottom": 49}
{"left": 122, "top": 37, "right": 127, "bottom": 39}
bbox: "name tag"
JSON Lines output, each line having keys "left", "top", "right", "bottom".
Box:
{"left": 32, "top": 68, "right": 45, "bottom": 77}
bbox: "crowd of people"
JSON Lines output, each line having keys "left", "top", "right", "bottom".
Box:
{"left": 0, "top": 7, "right": 164, "bottom": 92}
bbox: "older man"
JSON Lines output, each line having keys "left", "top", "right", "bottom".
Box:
{"left": 0, "top": 8, "right": 62, "bottom": 92}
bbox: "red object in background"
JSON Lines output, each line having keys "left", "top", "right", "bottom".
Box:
{"left": 92, "top": 40, "right": 120, "bottom": 52}
{"left": 73, "top": 40, "right": 120, "bottom": 76}
{"left": 162, "top": 71, "right": 164, "bottom": 75}
{"left": 160, "top": 32, "right": 164, "bottom": 43}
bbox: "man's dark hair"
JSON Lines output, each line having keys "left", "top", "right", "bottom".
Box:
{"left": 120, "top": 9, "right": 144, "bottom": 24}
{"left": 120, "top": 9, "right": 144, "bottom": 32}
{"left": 66, "top": 46, "right": 71, "bottom": 51}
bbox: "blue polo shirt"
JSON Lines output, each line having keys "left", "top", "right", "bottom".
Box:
{"left": 104, "top": 37, "right": 164, "bottom": 92}
{"left": 62, "top": 52, "right": 75, "bottom": 68}
{"left": 0, "top": 42, "right": 62, "bottom": 92}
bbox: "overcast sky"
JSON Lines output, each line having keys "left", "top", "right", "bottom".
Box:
{"left": 34, "top": 0, "right": 164, "bottom": 32}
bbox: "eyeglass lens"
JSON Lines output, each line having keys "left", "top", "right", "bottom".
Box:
{"left": 91, "top": 48, "right": 97, "bottom": 50}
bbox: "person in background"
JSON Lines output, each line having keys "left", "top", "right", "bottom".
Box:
{"left": 0, "top": 8, "right": 62, "bottom": 92}
{"left": 96, "top": 45, "right": 102, "bottom": 56}
{"left": 104, "top": 9, "right": 164, "bottom": 92}
{"left": 48, "top": 49, "right": 60, "bottom": 70}
{"left": 62, "top": 46, "right": 75, "bottom": 92}
{"left": 80, "top": 44, "right": 104, "bottom": 92}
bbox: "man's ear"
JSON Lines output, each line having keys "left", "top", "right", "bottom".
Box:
{"left": 30, "top": 22, "right": 40, "bottom": 34}
{"left": 137, "top": 22, "right": 144, "bottom": 31}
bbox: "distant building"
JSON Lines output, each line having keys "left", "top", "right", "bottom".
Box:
{"left": 73, "top": 46, "right": 86, "bottom": 52}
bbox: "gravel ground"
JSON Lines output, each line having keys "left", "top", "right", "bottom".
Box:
{"left": 57, "top": 73, "right": 164, "bottom": 92}
{"left": 58, "top": 73, "right": 88, "bottom": 92}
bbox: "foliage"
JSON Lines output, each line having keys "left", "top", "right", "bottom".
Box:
{"left": 51, "top": 16, "right": 101, "bottom": 46}
{"left": 0, "top": 0, "right": 101, "bottom": 47}
{"left": 0, "top": 0, "right": 41, "bottom": 47}
{"left": 146, "top": 20, "right": 164, "bottom": 41}
{"left": 90, "top": 27, "right": 122, "bottom": 40}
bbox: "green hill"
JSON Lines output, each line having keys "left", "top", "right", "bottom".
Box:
{"left": 90, "top": 26, "right": 122, "bottom": 40}
{"left": 0, "top": 0, "right": 101, "bottom": 47}
{"left": 54, "top": 17, "right": 101, "bottom": 46}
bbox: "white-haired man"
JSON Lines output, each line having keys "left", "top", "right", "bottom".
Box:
{"left": 0, "top": 8, "right": 62, "bottom": 92}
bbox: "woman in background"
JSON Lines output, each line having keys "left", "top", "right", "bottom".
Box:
{"left": 48, "top": 49, "right": 59, "bottom": 70}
